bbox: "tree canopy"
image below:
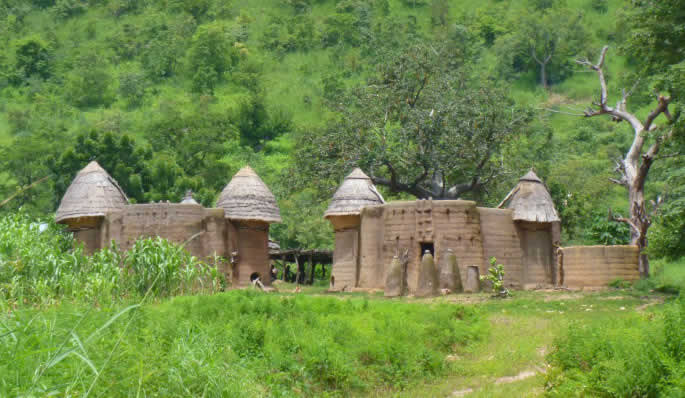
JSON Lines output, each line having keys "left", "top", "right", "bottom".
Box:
{"left": 297, "top": 44, "right": 532, "bottom": 200}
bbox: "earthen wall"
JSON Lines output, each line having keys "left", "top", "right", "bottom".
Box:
{"left": 380, "top": 202, "right": 419, "bottom": 292}
{"left": 432, "top": 201, "right": 485, "bottom": 288}
{"left": 358, "top": 206, "right": 384, "bottom": 289}
{"left": 563, "top": 245, "right": 640, "bottom": 288}
{"left": 478, "top": 207, "right": 524, "bottom": 288}
{"left": 233, "top": 221, "right": 271, "bottom": 286}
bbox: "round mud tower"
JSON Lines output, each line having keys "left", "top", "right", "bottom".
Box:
{"left": 384, "top": 256, "right": 404, "bottom": 297}
{"left": 440, "top": 249, "right": 462, "bottom": 293}
{"left": 464, "top": 265, "right": 480, "bottom": 293}
{"left": 416, "top": 250, "right": 439, "bottom": 297}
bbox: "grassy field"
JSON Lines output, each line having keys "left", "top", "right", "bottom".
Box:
{"left": 1, "top": 214, "right": 682, "bottom": 396}
{"left": 2, "top": 278, "right": 679, "bottom": 397}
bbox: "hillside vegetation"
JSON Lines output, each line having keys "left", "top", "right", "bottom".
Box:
{"left": 0, "top": 0, "right": 682, "bottom": 255}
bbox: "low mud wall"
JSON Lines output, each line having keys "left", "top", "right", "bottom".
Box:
{"left": 562, "top": 245, "right": 640, "bottom": 288}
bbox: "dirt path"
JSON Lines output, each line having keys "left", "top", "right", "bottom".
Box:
{"left": 451, "top": 368, "right": 544, "bottom": 396}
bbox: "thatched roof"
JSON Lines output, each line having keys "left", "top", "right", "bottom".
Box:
{"left": 324, "top": 168, "right": 385, "bottom": 218}
{"left": 217, "top": 166, "right": 281, "bottom": 223}
{"left": 180, "top": 190, "right": 200, "bottom": 205}
{"left": 498, "top": 170, "right": 560, "bottom": 223}
{"left": 55, "top": 161, "right": 129, "bottom": 223}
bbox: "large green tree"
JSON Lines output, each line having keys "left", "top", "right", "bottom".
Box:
{"left": 495, "top": 7, "right": 589, "bottom": 88}
{"left": 297, "top": 44, "right": 532, "bottom": 199}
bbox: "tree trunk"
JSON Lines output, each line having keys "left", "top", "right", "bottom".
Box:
{"left": 307, "top": 254, "right": 315, "bottom": 285}
{"left": 540, "top": 62, "right": 548, "bottom": 89}
{"left": 628, "top": 183, "right": 650, "bottom": 277}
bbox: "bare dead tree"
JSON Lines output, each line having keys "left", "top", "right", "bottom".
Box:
{"left": 576, "top": 45, "right": 677, "bottom": 277}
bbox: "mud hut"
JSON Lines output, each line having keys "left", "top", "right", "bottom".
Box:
{"left": 217, "top": 166, "right": 281, "bottom": 286}
{"left": 498, "top": 170, "right": 561, "bottom": 287}
{"left": 55, "top": 161, "right": 128, "bottom": 253}
{"left": 324, "top": 168, "right": 385, "bottom": 290}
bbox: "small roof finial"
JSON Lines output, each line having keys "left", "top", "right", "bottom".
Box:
{"left": 180, "top": 189, "right": 199, "bottom": 205}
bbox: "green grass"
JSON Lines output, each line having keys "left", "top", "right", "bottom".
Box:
{"left": 0, "top": 290, "right": 486, "bottom": 397}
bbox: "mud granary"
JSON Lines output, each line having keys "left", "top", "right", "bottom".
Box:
{"left": 56, "top": 161, "right": 280, "bottom": 287}
{"left": 325, "top": 169, "right": 640, "bottom": 292}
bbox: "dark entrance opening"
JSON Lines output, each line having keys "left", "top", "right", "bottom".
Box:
{"left": 250, "top": 272, "right": 261, "bottom": 282}
{"left": 420, "top": 242, "right": 434, "bottom": 257}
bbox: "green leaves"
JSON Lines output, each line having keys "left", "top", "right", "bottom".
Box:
{"left": 480, "top": 257, "right": 510, "bottom": 298}
{"left": 0, "top": 212, "right": 222, "bottom": 304}
{"left": 298, "top": 43, "right": 531, "bottom": 199}
{"left": 187, "top": 21, "right": 238, "bottom": 94}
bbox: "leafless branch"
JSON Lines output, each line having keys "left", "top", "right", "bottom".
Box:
{"left": 538, "top": 108, "right": 585, "bottom": 116}
{"left": 0, "top": 176, "right": 49, "bottom": 208}
{"left": 643, "top": 95, "right": 671, "bottom": 132}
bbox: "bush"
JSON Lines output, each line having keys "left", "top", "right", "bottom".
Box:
{"left": 0, "top": 290, "right": 486, "bottom": 396}
{"left": 546, "top": 298, "right": 685, "bottom": 396}
{"left": 584, "top": 211, "right": 631, "bottom": 245}
{"left": 187, "top": 21, "right": 238, "bottom": 93}
{"left": 63, "top": 55, "right": 115, "bottom": 108}
{"left": 13, "top": 36, "right": 51, "bottom": 82}
{"left": 0, "top": 212, "right": 221, "bottom": 304}
{"left": 649, "top": 175, "right": 685, "bottom": 259}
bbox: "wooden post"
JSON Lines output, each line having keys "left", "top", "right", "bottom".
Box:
{"left": 308, "top": 252, "right": 315, "bottom": 285}
{"left": 294, "top": 253, "right": 301, "bottom": 285}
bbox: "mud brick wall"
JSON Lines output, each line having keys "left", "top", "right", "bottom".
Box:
{"left": 478, "top": 207, "right": 524, "bottom": 288}
{"left": 233, "top": 221, "right": 271, "bottom": 287}
{"left": 379, "top": 202, "right": 419, "bottom": 292}
{"left": 563, "top": 245, "right": 640, "bottom": 288}
{"left": 374, "top": 201, "right": 486, "bottom": 294}
{"left": 358, "top": 206, "right": 384, "bottom": 289}
{"left": 105, "top": 203, "right": 208, "bottom": 257}
{"left": 328, "top": 215, "right": 361, "bottom": 290}
{"left": 432, "top": 201, "right": 485, "bottom": 289}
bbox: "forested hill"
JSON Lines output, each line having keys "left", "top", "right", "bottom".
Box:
{"left": 0, "top": 0, "right": 683, "bottom": 256}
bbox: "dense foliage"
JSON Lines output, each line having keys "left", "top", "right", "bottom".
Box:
{"left": 0, "top": 0, "right": 682, "bottom": 254}
{"left": 546, "top": 297, "right": 685, "bottom": 396}
{"left": 1, "top": 290, "right": 486, "bottom": 396}
{"left": 0, "top": 212, "right": 223, "bottom": 305}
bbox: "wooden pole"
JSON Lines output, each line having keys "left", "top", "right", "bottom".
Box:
{"left": 294, "top": 252, "right": 301, "bottom": 285}
{"left": 308, "top": 253, "right": 315, "bottom": 285}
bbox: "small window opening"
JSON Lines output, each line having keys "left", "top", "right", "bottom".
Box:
{"left": 330, "top": 275, "right": 335, "bottom": 287}
{"left": 420, "top": 242, "right": 434, "bottom": 257}
{"left": 250, "top": 272, "right": 261, "bottom": 282}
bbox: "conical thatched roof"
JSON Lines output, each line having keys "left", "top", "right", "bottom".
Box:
{"left": 217, "top": 166, "right": 281, "bottom": 223}
{"left": 180, "top": 190, "right": 199, "bottom": 205}
{"left": 498, "top": 170, "right": 560, "bottom": 223}
{"left": 324, "top": 168, "right": 385, "bottom": 218}
{"left": 55, "top": 161, "right": 129, "bottom": 223}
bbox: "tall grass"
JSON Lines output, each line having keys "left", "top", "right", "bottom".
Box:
{"left": 545, "top": 297, "right": 685, "bottom": 397}
{"left": 0, "top": 290, "right": 486, "bottom": 396}
{"left": 547, "top": 257, "right": 685, "bottom": 397}
{"left": 0, "top": 212, "right": 223, "bottom": 307}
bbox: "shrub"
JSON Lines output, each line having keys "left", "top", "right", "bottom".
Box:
{"left": 0, "top": 212, "right": 221, "bottom": 304}
{"left": 0, "top": 290, "right": 486, "bottom": 396}
{"left": 546, "top": 298, "right": 685, "bottom": 396}
{"left": 187, "top": 21, "right": 238, "bottom": 93}
{"left": 480, "top": 257, "right": 510, "bottom": 298}
{"left": 584, "top": 211, "right": 631, "bottom": 245}
{"left": 13, "top": 36, "right": 51, "bottom": 82}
